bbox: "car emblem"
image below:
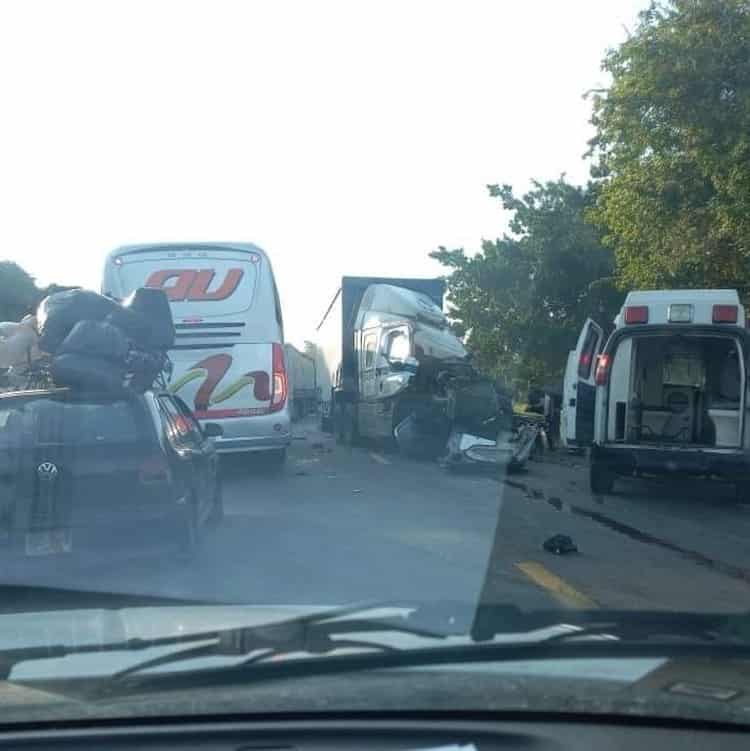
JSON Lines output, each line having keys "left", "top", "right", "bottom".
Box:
{"left": 37, "top": 462, "right": 59, "bottom": 478}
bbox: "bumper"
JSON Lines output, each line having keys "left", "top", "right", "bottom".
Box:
{"left": 214, "top": 434, "right": 291, "bottom": 453}
{"left": 593, "top": 443, "right": 750, "bottom": 481}
{"left": 204, "top": 410, "right": 291, "bottom": 454}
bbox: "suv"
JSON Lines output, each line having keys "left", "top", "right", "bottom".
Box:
{"left": 0, "top": 388, "right": 222, "bottom": 560}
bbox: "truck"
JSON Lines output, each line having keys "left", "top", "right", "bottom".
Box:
{"left": 315, "top": 276, "right": 538, "bottom": 467}
{"left": 284, "top": 343, "right": 318, "bottom": 421}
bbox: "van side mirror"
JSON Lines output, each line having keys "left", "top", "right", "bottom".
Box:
{"left": 203, "top": 423, "right": 223, "bottom": 439}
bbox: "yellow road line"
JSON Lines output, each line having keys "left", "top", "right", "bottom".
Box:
{"left": 516, "top": 561, "right": 598, "bottom": 609}
{"left": 369, "top": 452, "right": 392, "bottom": 465}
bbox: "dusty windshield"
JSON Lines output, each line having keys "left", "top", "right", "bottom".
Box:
{"left": 1, "top": 0, "right": 750, "bottom": 728}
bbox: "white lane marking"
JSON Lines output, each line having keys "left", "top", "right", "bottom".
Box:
{"left": 369, "top": 452, "right": 392, "bottom": 465}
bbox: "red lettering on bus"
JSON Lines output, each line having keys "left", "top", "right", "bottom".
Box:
{"left": 187, "top": 268, "right": 244, "bottom": 301}
{"left": 145, "top": 270, "right": 196, "bottom": 301}
{"left": 145, "top": 268, "right": 243, "bottom": 302}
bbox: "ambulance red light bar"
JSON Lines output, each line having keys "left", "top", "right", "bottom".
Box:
{"left": 624, "top": 305, "right": 648, "bottom": 324}
{"left": 713, "top": 304, "right": 738, "bottom": 324}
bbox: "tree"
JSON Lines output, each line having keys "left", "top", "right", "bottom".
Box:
{"left": 588, "top": 0, "right": 750, "bottom": 294}
{"left": 431, "top": 179, "right": 621, "bottom": 389}
{"left": 0, "top": 262, "right": 41, "bottom": 321}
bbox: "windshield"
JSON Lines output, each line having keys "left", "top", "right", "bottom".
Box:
{"left": 1, "top": 0, "right": 750, "bottom": 730}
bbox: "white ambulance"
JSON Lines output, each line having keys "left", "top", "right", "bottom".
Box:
{"left": 569, "top": 290, "right": 750, "bottom": 495}
{"left": 102, "top": 243, "right": 291, "bottom": 462}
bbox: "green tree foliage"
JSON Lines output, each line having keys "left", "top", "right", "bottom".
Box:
{"left": 0, "top": 262, "right": 41, "bottom": 321}
{"left": 431, "top": 179, "right": 621, "bottom": 388}
{"left": 588, "top": 0, "right": 750, "bottom": 293}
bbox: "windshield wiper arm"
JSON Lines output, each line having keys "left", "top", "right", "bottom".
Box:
{"left": 0, "top": 602, "right": 446, "bottom": 681}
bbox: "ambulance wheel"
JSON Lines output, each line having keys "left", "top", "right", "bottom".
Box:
{"left": 735, "top": 479, "right": 750, "bottom": 503}
{"left": 590, "top": 461, "right": 615, "bottom": 495}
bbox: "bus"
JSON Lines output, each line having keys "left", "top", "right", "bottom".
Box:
{"left": 102, "top": 242, "right": 290, "bottom": 462}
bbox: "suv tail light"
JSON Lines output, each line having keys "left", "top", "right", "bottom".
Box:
{"left": 595, "top": 353, "right": 612, "bottom": 386}
{"left": 139, "top": 456, "right": 172, "bottom": 485}
{"left": 269, "top": 342, "right": 288, "bottom": 413}
{"left": 713, "top": 304, "right": 738, "bottom": 323}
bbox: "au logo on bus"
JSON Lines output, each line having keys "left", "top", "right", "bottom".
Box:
{"left": 145, "top": 268, "right": 244, "bottom": 302}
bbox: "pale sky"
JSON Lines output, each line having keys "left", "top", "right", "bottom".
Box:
{"left": 0, "top": 0, "right": 646, "bottom": 346}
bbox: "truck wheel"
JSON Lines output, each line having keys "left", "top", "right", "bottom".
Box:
{"left": 590, "top": 461, "right": 615, "bottom": 495}
{"left": 336, "top": 404, "right": 358, "bottom": 446}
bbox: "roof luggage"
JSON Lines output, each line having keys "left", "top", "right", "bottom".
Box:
{"left": 2, "top": 288, "right": 175, "bottom": 395}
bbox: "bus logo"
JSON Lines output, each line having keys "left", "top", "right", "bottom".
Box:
{"left": 145, "top": 268, "right": 244, "bottom": 302}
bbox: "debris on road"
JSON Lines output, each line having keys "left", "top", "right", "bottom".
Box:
{"left": 543, "top": 534, "right": 578, "bottom": 555}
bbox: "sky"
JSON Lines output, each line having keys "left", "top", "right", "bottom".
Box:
{"left": 0, "top": 0, "right": 646, "bottom": 346}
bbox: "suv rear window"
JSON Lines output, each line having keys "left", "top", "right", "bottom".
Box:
{"left": 0, "top": 396, "right": 147, "bottom": 446}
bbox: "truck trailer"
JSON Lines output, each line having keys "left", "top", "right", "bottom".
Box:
{"left": 284, "top": 343, "right": 318, "bottom": 421}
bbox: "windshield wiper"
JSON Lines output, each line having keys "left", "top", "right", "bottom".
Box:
{"left": 8, "top": 603, "right": 750, "bottom": 698}
{"left": 0, "top": 602, "right": 448, "bottom": 682}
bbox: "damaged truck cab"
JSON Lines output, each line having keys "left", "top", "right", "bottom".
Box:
{"left": 580, "top": 290, "right": 750, "bottom": 497}
{"left": 316, "top": 277, "right": 464, "bottom": 447}
{"left": 316, "top": 276, "right": 535, "bottom": 466}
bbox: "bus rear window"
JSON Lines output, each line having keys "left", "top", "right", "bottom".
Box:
{"left": 117, "top": 256, "right": 259, "bottom": 318}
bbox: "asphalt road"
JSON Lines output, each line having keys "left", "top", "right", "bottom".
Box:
{"left": 6, "top": 416, "right": 750, "bottom": 624}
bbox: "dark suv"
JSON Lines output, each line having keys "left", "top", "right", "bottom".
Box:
{"left": 0, "top": 388, "right": 222, "bottom": 560}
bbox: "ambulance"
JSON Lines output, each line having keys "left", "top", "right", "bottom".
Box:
{"left": 568, "top": 290, "right": 750, "bottom": 495}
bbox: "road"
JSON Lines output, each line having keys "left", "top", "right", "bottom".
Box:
{"left": 6, "top": 416, "right": 750, "bottom": 626}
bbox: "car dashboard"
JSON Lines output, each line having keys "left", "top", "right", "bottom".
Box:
{"left": 0, "top": 715, "right": 746, "bottom": 751}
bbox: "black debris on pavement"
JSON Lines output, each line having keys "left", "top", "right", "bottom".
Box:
{"left": 543, "top": 534, "right": 578, "bottom": 555}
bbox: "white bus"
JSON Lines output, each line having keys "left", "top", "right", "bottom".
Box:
{"left": 102, "top": 242, "right": 291, "bottom": 462}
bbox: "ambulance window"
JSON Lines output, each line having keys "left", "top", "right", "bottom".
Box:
{"left": 578, "top": 326, "right": 599, "bottom": 379}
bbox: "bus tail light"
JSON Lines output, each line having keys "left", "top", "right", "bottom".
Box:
{"left": 269, "top": 343, "right": 288, "bottom": 413}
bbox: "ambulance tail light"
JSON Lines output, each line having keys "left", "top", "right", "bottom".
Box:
{"left": 713, "top": 304, "right": 738, "bottom": 324}
{"left": 595, "top": 353, "right": 612, "bottom": 386}
{"left": 624, "top": 306, "right": 648, "bottom": 325}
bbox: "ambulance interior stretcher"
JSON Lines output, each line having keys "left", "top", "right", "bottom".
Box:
{"left": 607, "top": 333, "right": 744, "bottom": 448}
